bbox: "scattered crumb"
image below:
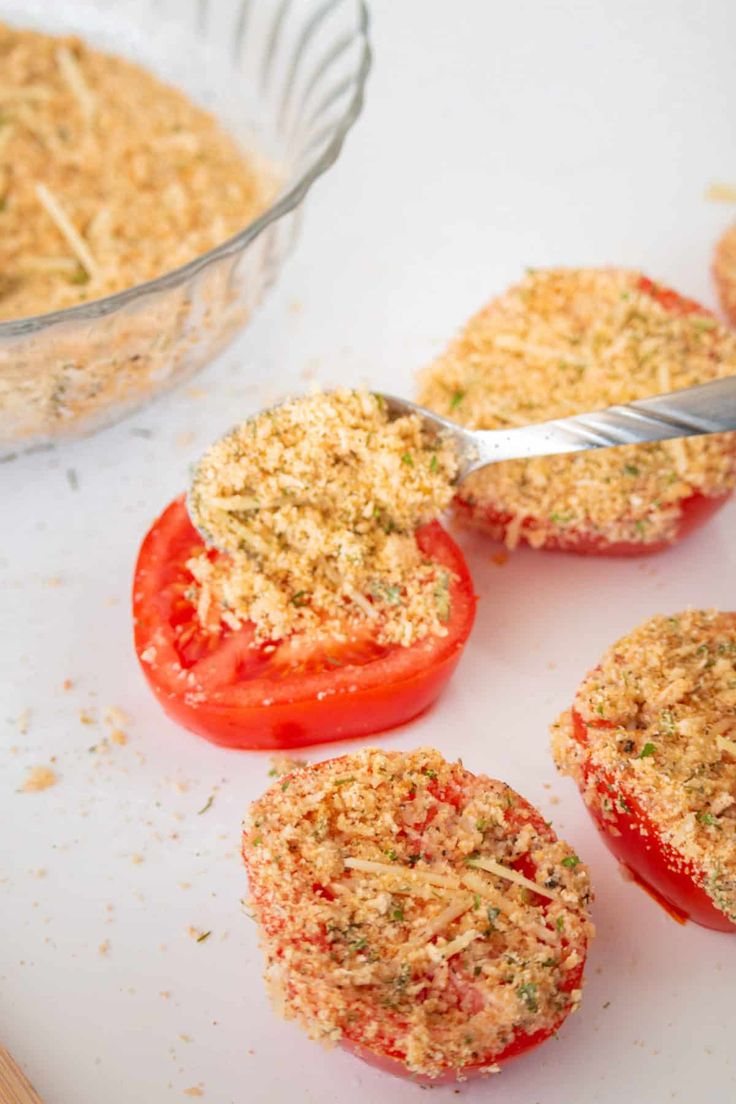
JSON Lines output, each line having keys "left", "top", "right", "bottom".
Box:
{"left": 183, "top": 1089, "right": 204, "bottom": 1098}
{"left": 103, "top": 705, "right": 130, "bottom": 728}
{"left": 79, "top": 709, "right": 95, "bottom": 725}
{"left": 179, "top": 1034, "right": 193, "bottom": 1043}
{"left": 21, "top": 766, "right": 58, "bottom": 793}
{"left": 109, "top": 729, "right": 128, "bottom": 746}
{"left": 705, "top": 182, "right": 736, "bottom": 203}
{"left": 268, "top": 755, "right": 307, "bottom": 779}
{"left": 61, "top": 678, "right": 74, "bottom": 691}
{"left": 160, "top": 991, "right": 171, "bottom": 1000}
{"left": 131, "top": 853, "right": 144, "bottom": 865}
{"left": 490, "top": 551, "right": 508, "bottom": 566}
{"left": 185, "top": 386, "right": 207, "bottom": 400}
{"left": 45, "top": 576, "right": 63, "bottom": 587}
{"left": 98, "top": 940, "right": 111, "bottom": 956}
{"left": 16, "top": 708, "right": 31, "bottom": 734}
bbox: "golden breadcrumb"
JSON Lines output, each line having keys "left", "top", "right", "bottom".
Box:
{"left": 244, "top": 747, "right": 594, "bottom": 1079}
{"left": 551, "top": 609, "right": 736, "bottom": 924}
{"left": 0, "top": 21, "right": 275, "bottom": 321}
{"left": 21, "top": 765, "right": 58, "bottom": 792}
{"left": 188, "top": 390, "right": 458, "bottom": 646}
{"left": 418, "top": 269, "right": 736, "bottom": 549}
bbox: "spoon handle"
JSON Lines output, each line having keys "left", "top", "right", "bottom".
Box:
{"left": 0, "top": 1046, "right": 44, "bottom": 1104}
{"left": 469, "top": 376, "right": 736, "bottom": 469}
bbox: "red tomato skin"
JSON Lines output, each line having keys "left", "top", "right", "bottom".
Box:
{"left": 452, "top": 278, "right": 734, "bottom": 556}
{"left": 133, "top": 498, "right": 476, "bottom": 750}
{"left": 570, "top": 710, "right": 735, "bottom": 933}
{"left": 340, "top": 957, "right": 586, "bottom": 1084}
{"left": 244, "top": 757, "right": 590, "bottom": 1082}
{"left": 453, "top": 489, "right": 732, "bottom": 558}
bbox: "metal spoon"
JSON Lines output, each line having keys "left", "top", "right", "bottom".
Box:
{"left": 381, "top": 375, "right": 736, "bottom": 480}
{"left": 188, "top": 376, "right": 736, "bottom": 544}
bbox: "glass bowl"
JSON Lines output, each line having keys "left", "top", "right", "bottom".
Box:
{"left": 0, "top": 0, "right": 370, "bottom": 457}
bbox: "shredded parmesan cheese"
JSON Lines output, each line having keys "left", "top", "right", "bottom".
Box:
{"left": 466, "top": 856, "right": 558, "bottom": 900}
{"left": 35, "top": 182, "right": 100, "bottom": 281}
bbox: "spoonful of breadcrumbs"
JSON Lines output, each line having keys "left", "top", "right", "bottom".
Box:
{"left": 190, "top": 378, "right": 736, "bottom": 544}
{"left": 186, "top": 382, "right": 736, "bottom": 638}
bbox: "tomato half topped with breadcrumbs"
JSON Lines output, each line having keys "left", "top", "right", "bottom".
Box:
{"left": 418, "top": 269, "right": 736, "bottom": 555}
{"left": 552, "top": 610, "right": 736, "bottom": 932}
{"left": 243, "top": 748, "right": 594, "bottom": 1082}
{"left": 714, "top": 222, "right": 736, "bottom": 328}
{"left": 133, "top": 498, "right": 475, "bottom": 750}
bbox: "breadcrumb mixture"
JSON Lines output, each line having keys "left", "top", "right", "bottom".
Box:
{"left": 551, "top": 609, "right": 736, "bottom": 924}
{"left": 418, "top": 269, "right": 736, "bottom": 548}
{"left": 188, "top": 390, "right": 458, "bottom": 646}
{"left": 714, "top": 224, "right": 736, "bottom": 328}
{"left": 244, "top": 747, "right": 594, "bottom": 1079}
{"left": 0, "top": 21, "right": 275, "bottom": 321}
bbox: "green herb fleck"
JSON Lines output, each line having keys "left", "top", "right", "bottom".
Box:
{"left": 197, "top": 794, "right": 215, "bottom": 815}
{"left": 561, "top": 855, "right": 579, "bottom": 869}
{"left": 696, "top": 810, "right": 715, "bottom": 826}
{"left": 334, "top": 776, "right": 356, "bottom": 787}
{"left": 401, "top": 452, "right": 414, "bottom": 467}
{"left": 196, "top": 930, "right": 212, "bottom": 943}
{"left": 639, "top": 742, "right": 656, "bottom": 759}
{"left": 290, "top": 590, "right": 309, "bottom": 607}
{"left": 517, "top": 982, "right": 538, "bottom": 1013}
{"left": 449, "top": 389, "right": 465, "bottom": 410}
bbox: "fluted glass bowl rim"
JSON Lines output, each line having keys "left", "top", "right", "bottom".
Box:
{"left": 0, "top": 0, "right": 371, "bottom": 339}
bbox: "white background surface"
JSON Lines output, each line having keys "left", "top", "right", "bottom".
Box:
{"left": 2, "top": 1, "right": 735, "bottom": 1102}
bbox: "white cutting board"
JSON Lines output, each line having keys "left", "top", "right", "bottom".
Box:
{"left": 1, "top": 1, "right": 734, "bottom": 1102}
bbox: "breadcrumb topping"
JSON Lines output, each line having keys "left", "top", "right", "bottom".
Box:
{"left": 418, "top": 269, "right": 736, "bottom": 548}
{"left": 551, "top": 609, "right": 736, "bottom": 924}
{"left": 714, "top": 224, "right": 736, "bottom": 328}
{"left": 0, "top": 21, "right": 275, "bottom": 320}
{"left": 243, "top": 747, "right": 594, "bottom": 1078}
{"left": 187, "top": 390, "right": 458, "bottom": 646}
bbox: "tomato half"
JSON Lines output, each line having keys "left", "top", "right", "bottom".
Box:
{"left": 453, "top": 490, "right": 732, "bottom": 558}
{"left": 244, "top": 754, "right": 591, "bottom": 1083}
{"left": 132, "top": 497, "right": 476, "bottom": 750}
{"left": 454, "top": 277, "right": 734, "bottom": 556}
{"left": 569, "top": 709, "right": 735, "bottom": 932}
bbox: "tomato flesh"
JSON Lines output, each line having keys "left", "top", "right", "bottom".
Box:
{"left": 569, "top": 710, "right": 735, "bottom": 932}
{"left": 454, "top": 278, "right": 734, "bottom": 556}
{"left": 133, "top": 497, "right": 476, "bottom": 750}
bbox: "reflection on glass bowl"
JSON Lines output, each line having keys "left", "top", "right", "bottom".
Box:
{"left": 0, "top": 0, "right": 370, "bottom": 456}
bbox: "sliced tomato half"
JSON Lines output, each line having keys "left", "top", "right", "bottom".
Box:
{"left": 244, "top": 753, "right": 591, "bottom": 1083}
{"left": 132, "top": 497, "right": 476, "bottom": 750}
{"left": 569, "top": 709, "right": 735, "bottom": 932}
{"left": 455, "top": 278, "right": 734, "bottom": 556}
